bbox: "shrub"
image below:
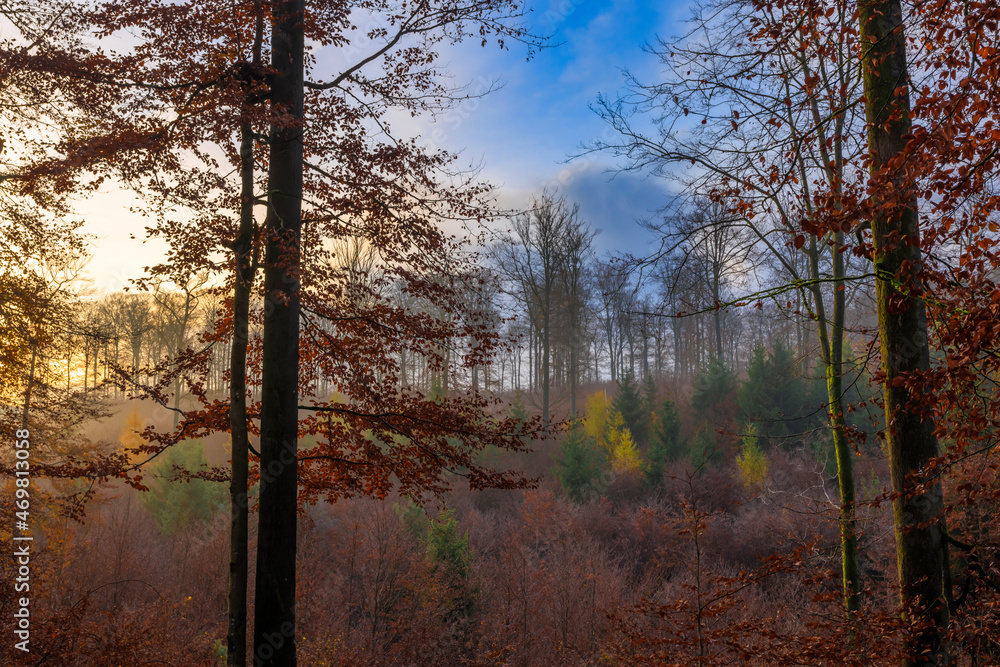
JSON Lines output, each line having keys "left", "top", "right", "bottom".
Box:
{"left": 557, "top": 421, "right": 607, "bottom": 503}
{"left": 140, "top": 439, "right": 225, "bottom": 535}
{"left": 735, "top": 424, "right": 769, "bottom": 490}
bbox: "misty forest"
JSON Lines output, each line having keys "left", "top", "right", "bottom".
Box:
{"left": 2, "top": 0, "right": 1000, "bottom": 665}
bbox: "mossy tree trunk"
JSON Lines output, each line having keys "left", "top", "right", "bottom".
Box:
{"left": 858, "top": 0, "right": 949, "bottom": 661}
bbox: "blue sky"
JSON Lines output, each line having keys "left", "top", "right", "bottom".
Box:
{"left": 429, "top": 0, "right": 693, "bottom": 255}
{"left": 85, "top": 0, "right": 693, "bottom": 290}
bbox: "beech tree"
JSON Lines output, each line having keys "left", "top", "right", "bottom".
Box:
{"left": 750, "top": 0, "right": 996, "bottom": 657}
{"left": 591, "top": 0, "right": 1000, "bottom": 656}
{"left": 5, "top": 2, "right": 544, "bottom": 666}
{"left": 589, "top": 0, "right": 869, "bottom": 616}
{"left": 856, "top": 0, "right": 947, "bottom": 659}
{"left": 593, "top": 258, "right": 633, "bottom": 383}
{"left": 492, "top": 192, "right": 588, "bottom": 425}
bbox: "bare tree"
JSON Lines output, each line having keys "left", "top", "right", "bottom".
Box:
{"left": 556, "top": 216, "right": 594, "bottom": 417}
{"left": 492, "top": 192, "right": 586, "bottom": 425}
{"left": 671, "top": 198, "right": 752, "bottom": 364}
{"left": 588, "top": 0, "right": 871, "bottom": 615}
{"left": 152, "top": 272, "right": 211, "bottom": 428}
{"left": 593, "top": 259, "right": 632, "bottom": 384}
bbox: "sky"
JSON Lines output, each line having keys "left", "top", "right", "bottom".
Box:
{"left": 415, "top": 0, "right": 691, "bottom": 250}
{"left": 82, "top": 0, "right": 693, "bottom": 292}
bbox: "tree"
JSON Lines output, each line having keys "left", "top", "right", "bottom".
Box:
{"left": 676, "top": 198, "right": 753, "bottom": 364}
{"left": 737, "top": 341, "right": 820, "bottom": 439}
{"left": 608, "top": 423, "right": 642, "bottom": 478}
{"left": 251, "top": 3, "right": 305, "bottom": 662}
{"left": 423, "top": 507, "right": 476, "bottom": 626}
{"left": 613, "top": 369, "right": 646, "bottom": 446}
{"left": 734, "top": 424, "right": 768, "bottom": 490}
{"left": 690, "top": 356, "right": 737, "bottom": 430}
{"left": 0, "top": 233, "right": 97, "bottom": 471}
{"left": 688, "top": 428, "right": 717, "bottom": 470}
{"left": 151, "top": 273, "right": 211, "bottom": 429}
{"left": 856, "top": 0, "right": 948, "bottom": 658}
{"left": 583, "top": 391, "right": 613, "bottom": 452}
{"left": 140, "top": 438, "right": 226, "bottom": 535}
{"left": 492, "top": 192, "right": 586, "bottom": 425}
{"left": 118, "top": 294, "right": 154, "bottom": 383}
{"left": 593, "top": 259, "right": 634, "bottom": 383}
{"left": 641, "top": 371, "right": 658, "bottom": 423}
{"left": 646, "top": 397, "right": 681, "bottom": 486}
{"left": 556, "top": 212, "right": 595, "bottom": 418}
{"left": 556, "top": 421, "right": 604, "bottom": 503}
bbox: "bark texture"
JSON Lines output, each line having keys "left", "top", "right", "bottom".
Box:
{"left": 858, "top": 0, "right": 948, "bottom": 661}
{"left": 253, "top": 1, "right": 305, "bottom": 664}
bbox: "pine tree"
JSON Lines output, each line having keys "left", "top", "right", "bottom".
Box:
{"left": 424, "top": 508, "right": 476, "bottom": 622}
{"left": 641, "top": 372, "right": 658, "bottom": 421}
{"left": 614, "top": 370, "right": 646, "bottom": 446}
{"left": 689, "top": 428, "right": 717, "bottom": 471}
{"left": 737, "top": 341, "right": 819, "bottom": 438}
{"left": 738, "top": 344, "right": 770, "bottom": 417}
{"left": 141, "top": 439, "right": 226, "bottom": 535}
{"left": 557, "top": 421, "right": 605, "bottom": 503}
{"left": 645, "top": 398, "right": 682, "bottom": 487}
{"left": 426, "top": 509, "right": 472, "bottom": 580}
{"left": 508, "top": 391, "right": 529, "bottom": 425}
{"left": 691, "top": 356, "right": 737, "bottom": 425}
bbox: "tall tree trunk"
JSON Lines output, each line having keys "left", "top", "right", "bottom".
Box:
{"left": 131, "top": 338, "right": 141, "bottom": 385}
{"left": 712, "top": 281, "right": 723, "bottom": 361}
{"left": 227, "top": 122, "right": 254, "bottom": 667}
{"left": 858, "top": 0, "right": 948, "bottom": 661}
{"left": 827, "top": 257, "right": 860, "bottom": 617}
{"left": 542, "top": 293, "right": 551, "bottom": 424}
{"left": 808, "top": 234, "right": 860, "bottom": 616}
{"left": 113, "top": 340, "right": 120, "bottom": 400}
{"left": 786, "top": 51, "right": 862, "bottom": 618}
{"left": 607, "top": 321, "right": 616, "bottom": 383}
{"left": 527, "top": 318, "right": 533, "bottom": 393}
{"left": 254, "top": 0, "right": 304, "bottom": 664}
{"left": 641, "top": 322, "right": 649, "bottom": 382}
{"left": 228, "top": 10, "right": 262, "bottom": 662}
{"left": 673, "top": 320, "right": 681, "bottom": 392}
{"left": 173, "top": 375, "right": 181, "bottom": 429}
